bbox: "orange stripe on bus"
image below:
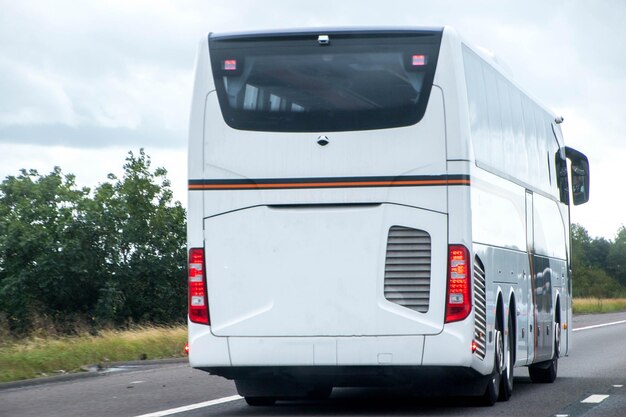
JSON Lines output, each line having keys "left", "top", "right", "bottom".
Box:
{"left": 188, "top": 179, "right": 470, "bottom": 190}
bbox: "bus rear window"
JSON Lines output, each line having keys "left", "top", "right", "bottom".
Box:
{"left": 209, "top": 30, "right": 442, "bottom": 132}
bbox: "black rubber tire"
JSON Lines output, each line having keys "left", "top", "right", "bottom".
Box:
{"left": 244, "top": 397, "right": 277, "bottom": 406}
{"left": 528, "top": 353, "right": 558, "bottom": 383}
{"left": 498, "top": 313, "right": 514, "bottom": 401}
{"left": 480, "top": 326, "right": 503, "bottom": 406}
{"left": 308, "top": 386, "right": 333, "bottom": 400}
{"left": 529, "top": 322, "right": 559, "bottom": 383}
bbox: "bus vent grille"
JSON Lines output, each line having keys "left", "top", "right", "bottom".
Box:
{"left": 473, "top": 257, "right": 487, "bottom": 359}
{"left": 384, "top": 226, "right": 431, "bottom": 313}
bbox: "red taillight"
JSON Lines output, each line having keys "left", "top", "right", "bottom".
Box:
{"left": 188, "top": 248, "right": 210, "bottom": 325}
{"left": 445, "top": 244, "right": 471, "bottom": 323}
{"left": 224, "top": 59, "right": 237, "bottom": 70}
{"left": 412, "top": 54, "right": 427, "bottom": 66}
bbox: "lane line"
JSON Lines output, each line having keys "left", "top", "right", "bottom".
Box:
{"left": 581, "top": 394, "right": 609, "bottom": 404}
{"left": 613, "top": 385, "right": 623, "bottom": 388}
{"left": 133, "top": 395, "right": 243, "bottom": 417}
{"left": 573, "top": 319, "right": 626, "bottom": 332}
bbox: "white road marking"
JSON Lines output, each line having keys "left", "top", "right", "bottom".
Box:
{"left": 130, "top": 381, "right": 145, "bottom": 384}
{"left": 581, "top": 394, "right": 609, "bottom": 404}
{"left": 613, "top": 385, "right": 623, "bottom": 388}
{"left": 573, "top": 319, "right": 626, "bottom": 332}
{"left": 555, "top": 414, "right": 569, "bottom": 417}
{"left": 132, "top": 395, "right": 243, "bottom": 417}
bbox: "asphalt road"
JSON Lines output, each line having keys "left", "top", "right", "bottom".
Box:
{"left": 2, "top": 312, "right": 625, "bottom": 417}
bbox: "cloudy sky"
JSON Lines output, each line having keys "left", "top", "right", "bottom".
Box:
{"left": 0, "top": 0, "right": 624, "bottom": 239}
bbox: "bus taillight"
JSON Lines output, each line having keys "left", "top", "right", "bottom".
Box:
{"left": 445, "top": 244, "right": 471, "bottom": 323}
{"left": 189, "top": 248, "right": 210, "bottom": 325}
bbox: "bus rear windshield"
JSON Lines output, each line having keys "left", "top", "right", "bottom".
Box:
{"left": 209, "top": 30, "right": 442, "bottom": 132}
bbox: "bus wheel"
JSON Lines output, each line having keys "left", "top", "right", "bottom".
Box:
{"left": 480, "top": 326, "right": 503, "bottom": 406}
{"left": 498, "top": 313, "right": 514, "bottom": 401}
{"left": 244, "top": 396, "right": 276, "bottom": 406}
{"left": 529, "top": 321, "right": 559, "bottom": 383}
{"left": 308, "top": 386, "right": 333, "bottom": 400}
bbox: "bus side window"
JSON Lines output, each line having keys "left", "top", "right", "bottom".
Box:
{"left": 554, "top": 150, "right": 569, "bottom": 204}
{"left": 555, "top": 151, "right": 569, "bottom": 204}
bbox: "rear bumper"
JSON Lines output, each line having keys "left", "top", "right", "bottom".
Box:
{"left": 188, "top": 318, "right": 492, "bottom": 397}
{"left": 189, "top": 325, "right": 426, "bottom": 367}
{"left": 188, "top": 318, "right": 491, "bottom": 375}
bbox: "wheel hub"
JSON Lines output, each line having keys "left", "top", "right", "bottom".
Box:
{"left": 554, "top": 322, "right": 561, "bottom": 358}
{"left": 495, "top": 330, "right": 504, "bottom": 374}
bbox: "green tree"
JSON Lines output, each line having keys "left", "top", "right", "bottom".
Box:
{"left": 0, "top": 150, "right": 187, "bottom": 336}
{"left": 88, "top": 149, "right": 187, "bottom": 326}
{"left": 606, "top": 227, "right": 626, "bottom": 288}
{"left": 571, "top": 223, "right": 626, "bottom": 298}
{"left": 588, "top": 237, "right": 611, "bottom": 269}
{"left": 571, "top": 223, "right": 591, "bottom": 268}
{"left": 572, "top": 264, "right": 623, "bottom": 298}
{"left": 571, "top": 223, "right": 592, "bottom": 293}
{"left": 0, "top": 168, "right": 98, "bottom": 334}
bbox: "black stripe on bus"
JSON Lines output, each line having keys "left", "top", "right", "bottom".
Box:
{"left": 188, "top": 174, "right": 471, "bottom": 190}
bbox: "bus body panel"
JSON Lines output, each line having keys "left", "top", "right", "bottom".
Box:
{"left": 436, "top": 27, "right": 473, "bottom": 162}
{"left": 202, "top": 93, "right": 447, "bottom": 182}
{"left": 227, "top": 335, "right": 426, "bottom": 366}
{"left": 204, "top": 203, "right": 447, "bottom": 337}
{"left": 200, "top": 88, "right": 448, "bottom": 217}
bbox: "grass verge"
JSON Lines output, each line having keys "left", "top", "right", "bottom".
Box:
{"left": 0, "top": 325, "right": 186, "bottom": 383}
{"left": 573, "top": 298, "right": 626, "bottom": 314}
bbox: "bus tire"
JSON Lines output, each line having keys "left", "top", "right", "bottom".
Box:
{"left": 529, "top": 321, "right": 559, "bottom": 383}
{"left": 480, "top": 324, "right": 504, "bottom": 406}
{"left": 498, "top": 313, "right": 514, "bottom": 401}
{"left": 244, "top": 396, "right": 276, "bottom": 406}
{"left": 308, "top": 386, "right": 333, "bottom": 400}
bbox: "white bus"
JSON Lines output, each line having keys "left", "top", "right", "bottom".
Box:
{"left": 186, "top": 27, "right": 590, "bottom": 406}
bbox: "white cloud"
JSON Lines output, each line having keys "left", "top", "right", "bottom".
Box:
{"left": 0, "top": 57, "right": 78, "bottom": 126}
{"left": 0, "top": 0, "right": 624, "bottom": 237}
{"left": 0, "top": 0, "right": 197, "bottom": 143}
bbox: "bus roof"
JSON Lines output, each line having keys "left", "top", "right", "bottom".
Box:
{"left": 209, "top": 26, "right": 444, "bottom": 40}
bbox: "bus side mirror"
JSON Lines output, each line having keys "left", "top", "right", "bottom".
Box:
{"left": 565, "top": 146, "right": 590, "bottom": 205}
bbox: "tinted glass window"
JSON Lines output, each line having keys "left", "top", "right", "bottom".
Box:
{"left": 462, "top": 45, "right": 557, "bottom": 197}
{"left": 209, "top": 31, "right": 442, "bottom": 132}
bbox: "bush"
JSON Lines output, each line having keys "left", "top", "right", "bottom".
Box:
{"left": 0, "top": 150, "right": 186, "bottom": 337}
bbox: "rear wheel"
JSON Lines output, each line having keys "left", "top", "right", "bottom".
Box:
{"left": 308, "top": 386, "right": 333, "bottom": 400}
{"left": 480, "top": 324, "right": 504, "bottom": 406}
{"left": 498, "top": 313, "right": 514, "bottom": 401}
{"left": 244, "top": 396, "right": 276, "bottom": 406}
{"left": 529, "top": 321, "right": 560, "bottom": 383}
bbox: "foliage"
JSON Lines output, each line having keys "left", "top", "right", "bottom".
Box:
{"left": 571, "top": 223, "right": 626, "bottom": 298}
{"left": 606, "top": 227, "right": 626, "bottom": 287}
{"left": 0, "top": 150, "right": 186, "bottom": 336}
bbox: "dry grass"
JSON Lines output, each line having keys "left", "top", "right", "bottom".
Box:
{"left": 573, "top": 298, "right": 626, "bottom": 314}
{"left": 0, "top": 325, "right": 187, "bottom": 383}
